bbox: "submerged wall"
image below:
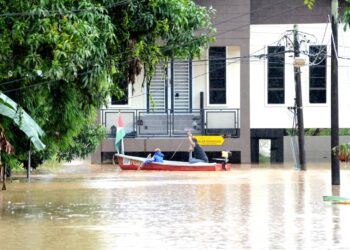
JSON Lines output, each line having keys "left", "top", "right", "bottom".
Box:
{"left": 284, "top": 136, "right": 350, "bottom": 163}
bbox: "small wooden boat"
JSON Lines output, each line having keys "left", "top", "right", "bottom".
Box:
{"left": 114, "top": 154, "right": 231, "bottom": 171}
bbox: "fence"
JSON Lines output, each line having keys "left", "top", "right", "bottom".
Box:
{"left": 101, "top": 109, "right": 240, "bottom": 138}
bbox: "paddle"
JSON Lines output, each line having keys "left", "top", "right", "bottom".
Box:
{"left": 169, "top": 140, "right": 185, "bottom": 160}
{"left": 169, "top": 128, "right": 192, "bottom": 160}
{"left": 137, "top": 153, "right": 152, "bottom": 170}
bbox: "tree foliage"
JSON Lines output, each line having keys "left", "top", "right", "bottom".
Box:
{"left": 57, "top": 124, "right": 106, "bottom": 162}
{"left": 304, "top": 0, "right": 316, "bottom": 9}
{"left": 344, "top": 0, "right": 350, "bottom": 28}
{"left": 0, "top": 0, "right": 116, "bottom": 167}
{"left": 304, "top": 0, "right": 350, "bottom": 28}
{"left": 105, "top": 0, "right": 215, "bottom": 91}
{"left": 0, "top": 0, "right": 215, "bottom": 168}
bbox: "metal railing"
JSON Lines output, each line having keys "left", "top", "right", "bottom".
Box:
{"left": 101, "top": 108, "right": 240, "bottom": 138}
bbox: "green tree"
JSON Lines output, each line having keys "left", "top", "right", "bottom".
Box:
{"left": 57, "top": 124, "right": 106, "bottom": 162}
{"left": 304, "top": 0, "right": 350, "bottom": 27}
{"left": 105, "top": 0, "right": 215, "bottom": 91}
{"left": 0, "top": 0, "right": 116, "bottom": 167}
{"left": 0, "top": 0, "right": 214, "bottom": 168}
{"left": 304, "top": 0, "right": 316, "bottom": 9}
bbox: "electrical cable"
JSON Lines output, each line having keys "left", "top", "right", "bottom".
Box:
{"left": 213, "top": 0, "right": 290, "bottom": 26}
{"left": 0, "top": 2, "right": 348, "bottom": 94}
{"left": 214, "top": 4, "right": 307, "bottom": 38}
{"left": 4, "top": 45, "right": 350, "bottom": 96}
{"left": 0, "top": 2, "right": 320, "bottom": 90}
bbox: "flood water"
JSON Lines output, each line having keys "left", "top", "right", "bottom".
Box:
{"left": 1, "top": 163, "right": 350, "bottom": 250}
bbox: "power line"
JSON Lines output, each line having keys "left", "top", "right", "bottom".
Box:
{"left": 97, "top": 2, "right": 313, "bottom": 58}
{"left": 153, "top": 4, "right": 304, "bottom": 51}
{"left": 0, "top": 57, "right": 264, "bottom": 94}
{"left": 0, "top": 1, "right": 312, "bottom": 89}
{"left": 135, "top": 38, "right": 301, "bottom": 95}
{"left": 214, "top": 4, "right": 306, "bottom": 38}
{"left": 105, "top": 58, "right": 350, "bottom": 104}
{"left": 213, "top": 0, "right": 290, "bottom": 26}
{"left": 0, "top": 38, "right": 279, "bottom": 93}
{"left": 1, "top": 57, "right": 136, "bottom": 93}
{"left": 0, "top": 48, "right": 136, "bottom": 88}
{"left": 1, "top": 3, "right": 348, "bottom": 93}
{"left": 3, "top": 41, "right": 350, "bottom": 95}
{"left": 4, "top": 46, "right": 350, "bottom": 95}
{"left": 0, "top": 77, "right": 26, "bottom": 87}
{"left": 3, "top": 80, "right": 59, "bottom": 94}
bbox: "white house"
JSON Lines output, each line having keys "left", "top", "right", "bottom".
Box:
{"left": 92, "top": 0, "right": 349, "bottom": 164}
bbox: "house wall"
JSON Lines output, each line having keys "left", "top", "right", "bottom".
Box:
{"left": 250, "top": 23, "right": 350, "bottom": 129}
{"left": 196, "top": 0, "right": 250, "bottom": 42}
{"left": 107, "top": 71, "right": 147, "bottom": 110}
{"left": 251, "top": 0, "right": 330, "bottom": 25}
{"left": 248, "top": 0, "right": 349, "bottom": 164}
{"left": 193, "top": 46, "right": 241, "bottom": 110}
{"left": 195, "top": 0, "right": 251, "bottom": 163}
{"left": 95, "top": 1, "right": 349, "bottom": 164}
{"left": 284, "top": 136, "right": 350, "bottom": 163}
{"left": 94, "top": 0, "right": 252, "bottom": 164}
{"left": 192, "top": 50, "right": 207, "bottom": 110}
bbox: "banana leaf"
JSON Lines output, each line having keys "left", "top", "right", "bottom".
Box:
{"left": 0, "top": 93, "right": 45, "bottom": 151}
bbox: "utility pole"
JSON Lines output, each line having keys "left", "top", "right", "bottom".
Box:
{"left": 331, "top": 0, "right": 340, "bottom": 185}
{"left": 293, "top": 24, "right": 306, "bottom": 170}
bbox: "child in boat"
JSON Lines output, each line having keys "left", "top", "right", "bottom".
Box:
{"left": 144, "top": 148, "right": 164, "bottom": 165}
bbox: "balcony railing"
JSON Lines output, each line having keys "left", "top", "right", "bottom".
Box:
{"left": 101, "top": 109, "right": 240, "bottom": 138}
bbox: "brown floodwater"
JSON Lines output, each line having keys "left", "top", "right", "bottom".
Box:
{"left": 1, "top": 162, "right": 350, "bottom": 250}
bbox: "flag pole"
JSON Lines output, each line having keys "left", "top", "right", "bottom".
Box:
{"left": 119, "top": 111, "right": 124, "bottom": 154}
{"left": 121, "top": 139, "right": 125, "bottom": 155}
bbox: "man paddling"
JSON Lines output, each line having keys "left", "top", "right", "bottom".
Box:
{"left": 187, "top": 131, "right": 209, "bottom": 163}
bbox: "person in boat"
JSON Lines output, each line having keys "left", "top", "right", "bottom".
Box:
{"left": 144, "top": 148, "right": 164, "bottom": 165}
{"left": 187, "top": 132, "right": 209, "bottom": 163}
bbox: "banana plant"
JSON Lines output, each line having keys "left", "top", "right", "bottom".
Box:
{"left": 0, "top": 93, "right": 45, "bottom": 151}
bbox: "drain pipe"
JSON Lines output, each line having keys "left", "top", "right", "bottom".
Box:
{"left": 200, "top": 92, "right": 204, "bottom": 135}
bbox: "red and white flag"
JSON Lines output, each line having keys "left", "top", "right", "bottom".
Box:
{"left": 115, "top": 113, "right": 126, "bottom": 153}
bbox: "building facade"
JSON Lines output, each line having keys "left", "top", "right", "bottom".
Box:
{"left": 92, "top": 0, "right": 350, "bottom": 164}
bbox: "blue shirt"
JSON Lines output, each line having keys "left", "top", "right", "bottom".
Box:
{"left": 153, "top": 152, "right": 164, "bottom": 163}
{"left": 144, "top": 151, "right": 164, "bottom": 164}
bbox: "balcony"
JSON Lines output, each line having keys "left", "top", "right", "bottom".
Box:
{"left": 101, "top": 109, "right": 240, "bottom": 138}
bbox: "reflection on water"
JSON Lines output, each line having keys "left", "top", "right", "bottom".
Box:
{"left": 1, "top": 163, "right": 350, "bottom": 250}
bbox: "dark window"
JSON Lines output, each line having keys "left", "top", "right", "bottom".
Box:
{"left": 309, "top": 45, "right": 327, "bottom": 103}
{"left": 267, "top": 46, "right": 285, "bottom": 104}
{"left": 111, "top": 81, "right": 128, "bottom": 105}
{"left": 209, "top": 47, "right": 226, "bottom": 104}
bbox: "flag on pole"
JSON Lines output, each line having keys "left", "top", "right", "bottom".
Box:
{"left": 115, "top": 113, "right": 126, "bottom": 153}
